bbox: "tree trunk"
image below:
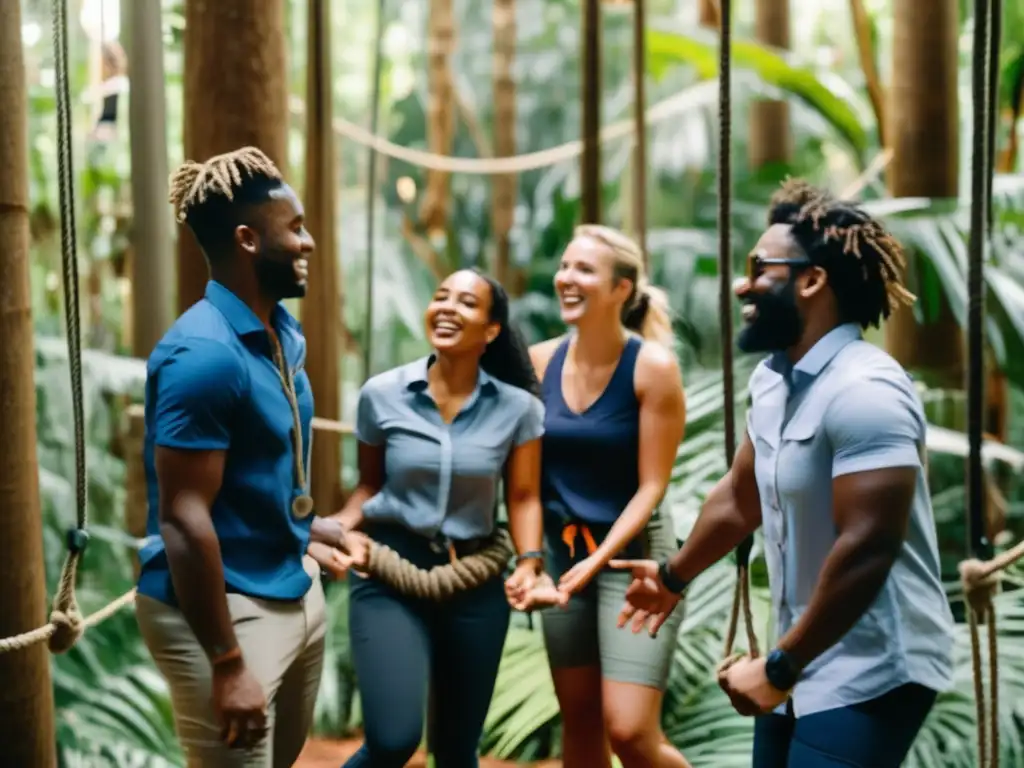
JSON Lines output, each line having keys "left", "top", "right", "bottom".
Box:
{"left": 0, "top": 0, "right": 57, "bottom": 761}
{"left": 492, "top": 0, "right": 520, "bottom": 291}
{"left": 698, "top": 0, "right": 719, "bottom": 28}
{"left": 580, "top": 0, "right": 602, "bottom": 224}
{"left": 302, "top": 0, "right": 342, "bottom": 515}
{"left": 749, "top": 0, "right": 791, "bottom": 169}
{"left": 178, "top": 0, "right": 289, "bottom": 313}
{"left": 418, "top": 0, "right": 456, "bottom": 239}
{"left": 123, "top": 0, "right": 174, "bottom": 357}
{"left": 884, "top": 0, "right": 964, "bottom": 390}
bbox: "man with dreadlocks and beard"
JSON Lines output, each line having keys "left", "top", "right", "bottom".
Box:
{"left": 135, "top": 147, "right": 330, "bottom": 767}
{"left": 610, "top": 179, "right": 954, "bottom": 767}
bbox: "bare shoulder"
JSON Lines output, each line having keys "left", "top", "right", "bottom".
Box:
{"left": 634, "top": 340, "right": 683, "bottom": 399}
{"left": 529, "top": 336, "right": 566, "bottom": 381}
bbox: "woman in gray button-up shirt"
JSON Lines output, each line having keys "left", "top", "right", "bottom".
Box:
{"left": 310, "top": 268, "right": 558, "bottom": 768}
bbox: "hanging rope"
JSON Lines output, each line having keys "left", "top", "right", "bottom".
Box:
{"left": 713, "top": 0, "right": 759, "bottom": 666}
{"left": 959, "top": 0, "right": 1006, "bottom": 765}
{"left": 0, "top": 0, "right": 128, "bottom": 657}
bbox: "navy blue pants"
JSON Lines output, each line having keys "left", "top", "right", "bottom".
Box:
{"left": 343, "top": 525, "right": 511, "bottom": 768}
{"left": 752, "top": 682, "right": 937, "bottom": 768}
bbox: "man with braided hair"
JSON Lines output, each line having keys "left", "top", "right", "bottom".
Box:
{"left": 611, "top": 179, "right": 954, "bottom": 767}
{"left": 135, "top": 146, "right": 328, "bottom": 766}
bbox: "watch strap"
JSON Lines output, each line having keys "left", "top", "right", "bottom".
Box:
{"left": 657, "top": 556, "right": 689, "bottom": 594}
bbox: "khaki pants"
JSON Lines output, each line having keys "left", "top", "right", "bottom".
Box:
{"left": 136, "top": 560, "right": 327, "bottom": 767}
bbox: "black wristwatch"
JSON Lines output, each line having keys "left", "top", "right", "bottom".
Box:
{"left": 657, "top": 556, "right": 689, "bottom": 595}
{"left": 764, "top": 648, "right": 801, "bottom": 691}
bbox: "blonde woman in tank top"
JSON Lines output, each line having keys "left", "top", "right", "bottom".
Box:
{"left": 524, "top": 226, "right": 691, "bottom": 768}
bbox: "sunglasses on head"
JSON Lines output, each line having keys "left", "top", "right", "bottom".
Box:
{"left": 746, "top": 253, "right": 812, "bottom": 282}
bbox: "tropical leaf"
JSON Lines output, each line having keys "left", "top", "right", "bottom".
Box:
{"left": 645, "top": 27, "right": 872, "bottom": 158}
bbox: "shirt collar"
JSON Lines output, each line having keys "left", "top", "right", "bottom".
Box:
{"left": 403, "top": 354, "right": 499, "bottom": 397}
{"left": 767, "top": 322, "right": 862, "bottom": 391}
{"left": 204, "top": 280, "right": 294, "bottom": 338}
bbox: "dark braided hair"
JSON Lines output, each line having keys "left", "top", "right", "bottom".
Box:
{"left": 471, "top": 269, "right": 542, "bottom": 398}
{"left": 767, "top": 178, "right": 916, "bottom": 329}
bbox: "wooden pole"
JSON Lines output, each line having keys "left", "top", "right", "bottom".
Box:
{"left": 177, "top": 0, "right": 289, "bottom": 313}
{"left": 0, "top": 0, "right": 58, "bottom": 761}
{"left": 123, "top": 0, "right": 174, "bottom": 358}
{"left": 631, "top": 0, "right": 648, "bottom": 263}
{"left": 749, "top": 0, "right": 791, "bottom": 169}
{"left": 580, "top": 0, "right": 602, "bottom": 223}
{"left": 302, "top": 0, "right": 342, "bottom": 515}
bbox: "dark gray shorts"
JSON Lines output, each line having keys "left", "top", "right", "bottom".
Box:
{"left": 539, "top": 510, "right": 686, "bottom": 690}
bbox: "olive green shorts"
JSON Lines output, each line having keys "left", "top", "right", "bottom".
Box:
{"left": 539, "top": 510, "right": 686, "bottom": 690}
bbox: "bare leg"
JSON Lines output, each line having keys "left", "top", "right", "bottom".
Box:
{"left": 552, "top": 665, "right": 613, "bottom": 768}
{"left": 603, "top": 679, "right": 691, "bottom": 768}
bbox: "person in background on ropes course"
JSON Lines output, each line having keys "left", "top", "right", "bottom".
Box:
{"left": 522, "top": 225, "right": 691, "bottom": 768}
{"left": 307, "top": 267, "right": 564, "bottom": 768}
{"left": 612, "top": 179, "right": 955, "bottom": 768}
{"left": 135, "top": 147, "right": 326, "bottom": 767}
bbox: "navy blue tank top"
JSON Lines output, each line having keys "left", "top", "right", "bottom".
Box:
{"left": 541, "top": 335, "right": 642, "bottom": 525}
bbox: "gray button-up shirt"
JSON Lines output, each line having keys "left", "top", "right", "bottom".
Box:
{"left": 355, "top": 355, "right": 545, "bottom": 540}
{"left": 747, "top": 323, "right": 954, "bottom": 717}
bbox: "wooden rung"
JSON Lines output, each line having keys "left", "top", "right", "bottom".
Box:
{"left": 125, "top": 403, "right": 354, "bottom": 435}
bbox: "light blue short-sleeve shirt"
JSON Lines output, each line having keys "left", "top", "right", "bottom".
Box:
{"left": 747, "top": 323, "right": 954, "bottom": 717}
{"left": 356, "top": 355, "right": 545, "bottom": 541}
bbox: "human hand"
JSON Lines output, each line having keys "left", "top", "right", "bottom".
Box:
{"left": 309, "top": 516, "right": 347, "bottom": 548}
{"left": 307, "top": 531, "right": 371, "bottom": 578}
{"left": 608, "top": 558, "right": 682, "bottom": 637}
{"left": 717, "top": 655, "right": 789, "bottom": 716}
{"left": 508, "top": 571, "right": 569, "bottom": 611}
{"left": 505, "top": 562, "right": 538, "bottom": 606}
{"left": 557, "top": 554, "right": 605, "bottom": 596}
{"left": 211, "top": 655, "right": 268, "bottom": 749}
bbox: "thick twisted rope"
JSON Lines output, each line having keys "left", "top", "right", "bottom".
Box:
{"left": 0, "top": 0, "right": 93, "bottom": 656}
{"left": 358, "top": 529, "right": 515, "bottom": 601}
{"left": 961, "top": 0, "right": 1002, "bottom": 764}
{"left": 713, "top": 0, "right": 758, "bottom": 664}
{"left": 47, "top": 0, "right": 89, "bottom": 655}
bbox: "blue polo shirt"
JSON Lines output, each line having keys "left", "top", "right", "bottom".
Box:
{"left": 137, "top": 281, "right": 316, "bottom": 605}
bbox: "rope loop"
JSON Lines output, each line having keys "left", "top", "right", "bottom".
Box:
{"left": 358, "top": 530, "right": 515, "bottom": 601}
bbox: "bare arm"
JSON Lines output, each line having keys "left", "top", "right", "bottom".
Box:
{"left": 667, "top": 432, "right": 763, "bottom": 582}
{"left": 595, "top": 344, "right": 686, "bottom": 563}
{"left": 505, "top": 437, "right": 544, "bottom": 560}
{"left": 312, "top": 441, "right": 385, "bottom": 547}
{"left": 156, "top": 446, "right": 237, "bottom": 660}
{"left": 776, "top": 466, "right": 914, "bottom": 670}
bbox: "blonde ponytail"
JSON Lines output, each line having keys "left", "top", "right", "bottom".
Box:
{"left": 573, "top": 224, "right": 676, "bottom": 349}
{"left": 624, "top": 283, "right": 675, "bottom": 348}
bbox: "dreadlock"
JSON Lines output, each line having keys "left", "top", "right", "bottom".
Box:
{"left": 168, "top": 147, "right": 284, "bottom": 255}
{"left": 767, "top": 177, "right": 916, "bottom": 329}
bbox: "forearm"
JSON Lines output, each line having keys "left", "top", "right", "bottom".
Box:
{"left": 776, "top": 532, "right": 898, "bottom": 670}
{"left": 507, "top": 497, "right": 544, "bottom": 556}
{"left": 312, "top": 484, "right": 376, "bottom": 546}
{"left": 596, "top": 483, "right": 664, "bottom": 563}
{"left": 161, "top": 508, "right": 238, "bottom": 661}
{"left": 667, "top": 484, "right": 760, "bottom": 582}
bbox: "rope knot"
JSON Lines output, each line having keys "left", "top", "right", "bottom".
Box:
{"left": 959, "top": 557, "right": 1000, "bottom": 618}
{"left": 48, "top": 606, "right": 84, "bottom": 653}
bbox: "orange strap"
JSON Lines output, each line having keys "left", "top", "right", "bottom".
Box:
{"left": 561, "top": 524, "right": 598, "bottom": 559}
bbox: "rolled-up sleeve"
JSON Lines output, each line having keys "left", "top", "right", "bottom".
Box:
{"left": 152, "top": 339, "right": 246, "bottom": 451}
{"left": 513, "top": 394, "right": 545, "bottom": 445}
{"left": 354, "top": 384, "right": 384, "bottom": 446}
{"left": 826, "top": 375, "right": 924, "bottom": 478}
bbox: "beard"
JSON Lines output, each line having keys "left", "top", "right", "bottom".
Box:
{"left": 737, "top": 278, "right": 803, "bottom": 354}
{"left": 255, "top": 245, "right": 307, "bottom": 301}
